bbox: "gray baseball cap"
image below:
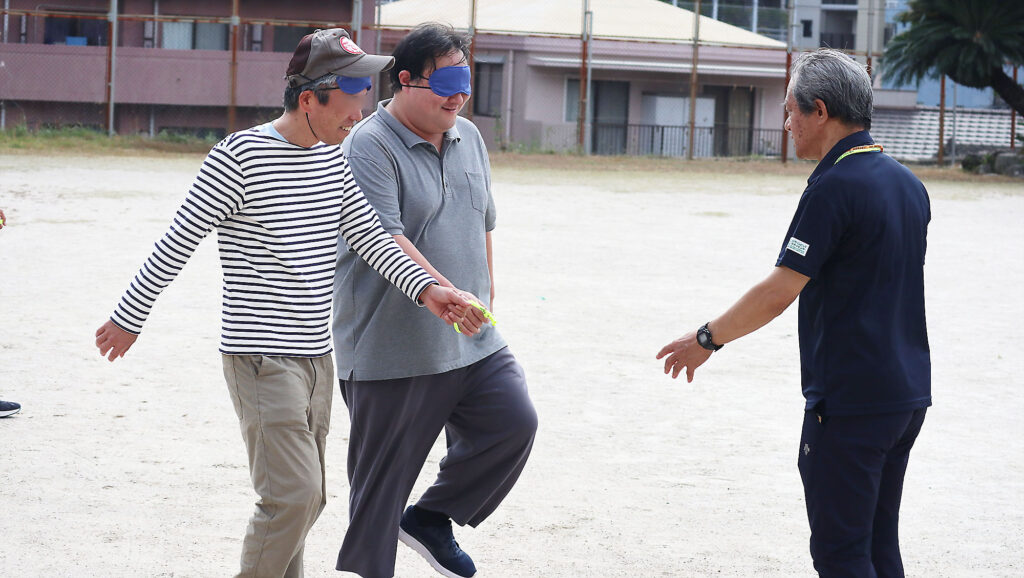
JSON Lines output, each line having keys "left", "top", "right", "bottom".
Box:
{"left": 285, "top": 28, "right": 394, "bottom": 87}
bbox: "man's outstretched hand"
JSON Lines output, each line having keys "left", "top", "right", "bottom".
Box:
{"left": 95, "top": 320, "right": 138, "bottom": 362}
{"left": 656, "top": 330, "right": 713, "bottom": 382}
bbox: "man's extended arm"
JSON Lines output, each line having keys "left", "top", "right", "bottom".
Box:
{"left": 392, "top": 234, "right": 488, "bottom": 335}
{"left": 657, "top": 265, "right": 809, "bottom": 382}
{"left": 96, "top": 145, "right": 245, "bottom": 362}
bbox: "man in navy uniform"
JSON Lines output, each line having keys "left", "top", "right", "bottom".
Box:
{"left": 657, "top": 48, "right": 931, "bottom": 577}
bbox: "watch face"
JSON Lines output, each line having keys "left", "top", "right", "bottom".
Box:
{"left": 697, "top": 328, "right": 710, "bottom": 348}
{"left": 697, "top": 325, "right": 719, "bottom": 351}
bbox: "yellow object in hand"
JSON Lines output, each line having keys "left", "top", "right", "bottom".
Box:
{"left": 454, "top": 301, "right": 497, "bottom": 334}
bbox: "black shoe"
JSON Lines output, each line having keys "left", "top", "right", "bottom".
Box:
{"left": 0, "top": 400, "right": 21, "bottom": 418}
{"left": 398, "top": 505, "right": 476, "bottom": 578}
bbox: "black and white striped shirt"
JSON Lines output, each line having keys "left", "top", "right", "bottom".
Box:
{"left": 110, "top": 129, "right": 437, "bottom": 357}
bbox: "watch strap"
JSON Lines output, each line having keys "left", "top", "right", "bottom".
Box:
{"left": 697, "top": 322, "right": 723, "bottom": 351}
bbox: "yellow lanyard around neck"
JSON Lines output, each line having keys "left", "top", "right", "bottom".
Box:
{"left": 834, "top": 144, "right": 883, "bottom": 165}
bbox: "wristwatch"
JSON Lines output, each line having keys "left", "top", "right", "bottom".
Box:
{"left": 696, "top": 322, "right": 723, "bottom": 352}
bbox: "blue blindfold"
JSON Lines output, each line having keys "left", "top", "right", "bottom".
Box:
{"left": 404, "top": 65, "right": 472, "bottom": 97}
{"left": 428, "top": 66, "right": 472, "bottom": 97}
{"left": 336, "top": 76, "right": 373, "bottom": 95}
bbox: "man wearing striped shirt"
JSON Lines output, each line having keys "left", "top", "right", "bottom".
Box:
{"left": 95, "top": 29, "right": 476, "bottom": 578}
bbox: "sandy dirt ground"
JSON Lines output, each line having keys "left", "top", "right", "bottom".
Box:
{"left": 0, "top": 151, "right": 1021, "bottom": 577}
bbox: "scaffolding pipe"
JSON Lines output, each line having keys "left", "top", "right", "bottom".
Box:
{"left": 687, "top": 0, "right": 701, "bottom": 160}
{"left": 106, "top": 0, "right": 118, "bottom": 135}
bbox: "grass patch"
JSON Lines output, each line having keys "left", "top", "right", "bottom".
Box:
{"left": 0, "top": 125, "right": 219, "bottom": 155}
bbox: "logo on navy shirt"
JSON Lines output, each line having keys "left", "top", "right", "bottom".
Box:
{"left": 787, "top": 237, "right": 810, "bottom": 257}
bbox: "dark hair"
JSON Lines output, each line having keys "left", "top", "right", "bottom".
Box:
{"left": 282, "top": 74, "right": 338, "bottom": 111}
{"left": 790, "top": 49, "right": 873, "bottom": 130}
{"left": 389, "top": 22, "right": 471, "bottom": 93}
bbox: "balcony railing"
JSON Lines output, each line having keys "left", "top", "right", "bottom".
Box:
{"left": 591, "top": 123, "right": 785, "bottom": 158}
{"left": 820, "top": 32, "right": 856, "bottom": 50}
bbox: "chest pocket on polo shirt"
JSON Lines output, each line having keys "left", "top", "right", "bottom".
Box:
{"left": 463, "top": 171, "right": 488, "bottom": 214}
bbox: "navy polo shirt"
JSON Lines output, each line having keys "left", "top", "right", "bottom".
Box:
{"left": 776, "top": 131, "right": 932, "bottom": 416}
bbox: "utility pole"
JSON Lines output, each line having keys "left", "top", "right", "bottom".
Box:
{"left": 466, "top": 0, "right": 477, "bottom": 120}
{"left": 938, "top": 75, "right": 945, "bottom": 165}
{"left": 687, "top": 0, "right": 701, "bottom": 160}
{"left": 782, "top": 0, "right": 795, "bottom": 163}
{"left": 106, "top": 0, "right": 119, "bottom": 135}
{"left": 577, "top": 0, "right": 592, "bottom": 154}
{"left": 228, "top": 0, "right": 239, "bottom": 133}
{"left": 1012, "top": 66, "right": 1018, "bottom": 150}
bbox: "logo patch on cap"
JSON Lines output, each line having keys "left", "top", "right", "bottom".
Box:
{"left": 340, "top": 37, "right": 364, "bottom": 55}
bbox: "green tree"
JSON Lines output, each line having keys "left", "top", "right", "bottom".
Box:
{"left": 882, "top": 0, "right": 1024, "bottom": 115}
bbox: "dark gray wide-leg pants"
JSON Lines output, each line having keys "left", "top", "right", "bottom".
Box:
{"left": 335, "top": 347, "right": 538, "bottom": 578}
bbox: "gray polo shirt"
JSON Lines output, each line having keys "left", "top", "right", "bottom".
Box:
{"left": 333, "top": 100, "right": 507, "bottom": 380}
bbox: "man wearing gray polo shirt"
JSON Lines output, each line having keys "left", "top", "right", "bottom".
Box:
{"left": 332, "top": 23, "right": 538, "bottom": 578}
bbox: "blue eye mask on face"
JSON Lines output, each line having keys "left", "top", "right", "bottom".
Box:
{"left": 337, "top": 76, "right": 372, "bottom": 94}
{"left": 421, "top": 65, "right": 472, "bottom": 97}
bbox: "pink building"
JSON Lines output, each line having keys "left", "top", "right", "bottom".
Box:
{"left": 0, "top": 0, "right": 371, "bottom": 137}
{"left": 1, "top": 0, "right": 791, "bottom": 157}
{"left": 377, "top": 0, "right": 790, "bottom": 157}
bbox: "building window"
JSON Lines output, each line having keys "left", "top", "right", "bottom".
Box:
{"left": 44, "top": 16, "right": 107, "bottom": 46}
{"left": 802, "top": 20, "right": 813, "bottom": 38}
{"left": 565, "top": 79, "right": 580, "bottom": 123}
{"left": 274, "top": 26, "right": 316, "bottom": 53}
{"left": 473, "top": 62, "right": 503, "bottom": 117}
{"left": 162, "top": 21, "right": 228, "bottom": 50}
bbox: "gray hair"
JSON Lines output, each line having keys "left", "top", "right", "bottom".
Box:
{"left": 790, "top": 49, "right": 873, "bottom": 130}
{"left": 283, "top": 73, "right": 340, "bottom": 112}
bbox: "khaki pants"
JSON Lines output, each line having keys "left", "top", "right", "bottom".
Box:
{"left": 223, "top": 354, "right": 333, "bottom": 578}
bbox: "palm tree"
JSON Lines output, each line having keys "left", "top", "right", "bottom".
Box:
{"left": 882, "top": 0, "right": 1024, "bottom": 116}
